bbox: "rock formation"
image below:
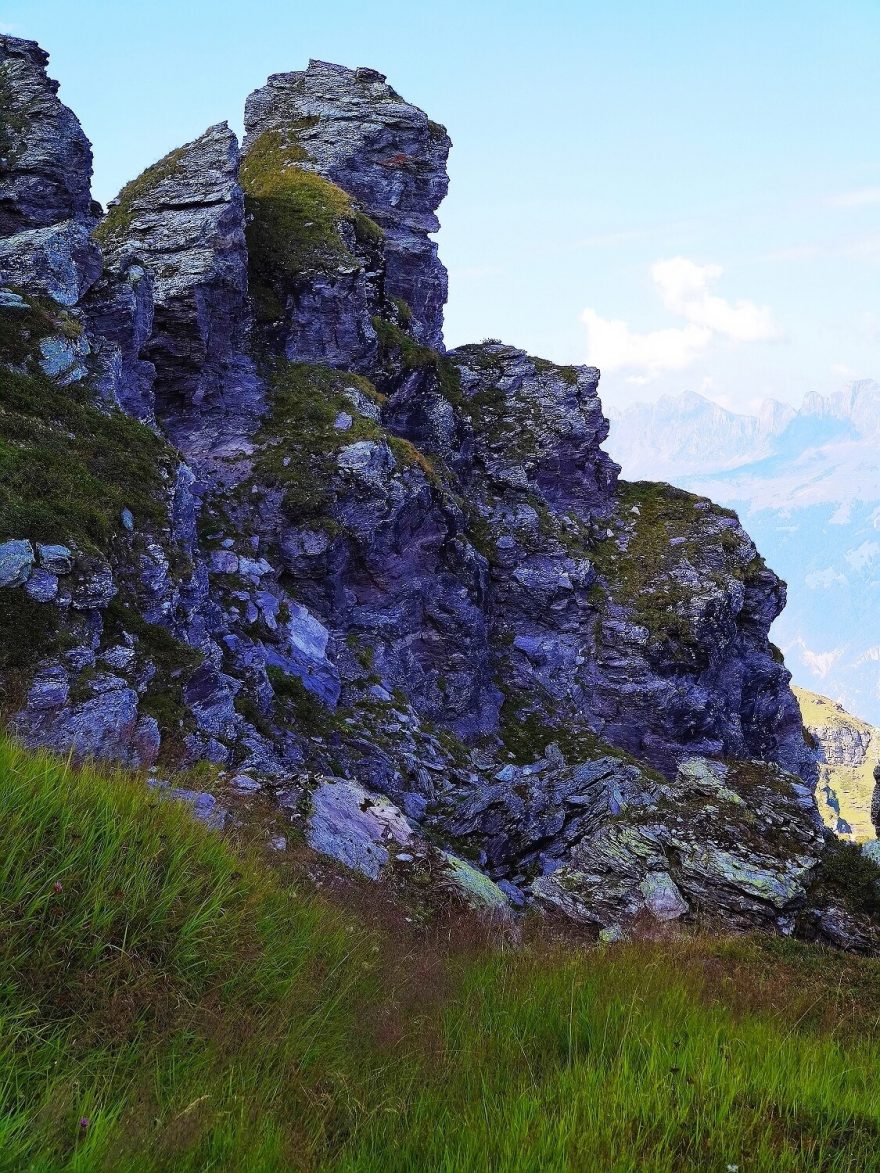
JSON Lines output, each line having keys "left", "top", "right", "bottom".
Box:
{"left": 796, "top": 686, "right": 880, "bottom": 841}
{"left": 2, "top": 34, "right": 877, "bottom": 949}
{"left": 244, "top": 60, "right": 450, "bottom": 349}
{"left": 0, "top": 36, "right": 95, "bottom": 235}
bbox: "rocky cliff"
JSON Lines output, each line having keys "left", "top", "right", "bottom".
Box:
{"left": 796, "top": 686, "right": 880, "bottom": 842}
{"left": 2, "top": 35, "right": 876, "bottom": 947}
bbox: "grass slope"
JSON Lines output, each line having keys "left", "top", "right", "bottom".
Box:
{"left": 2, "top": 734, "right": 880, "bottom": 1171}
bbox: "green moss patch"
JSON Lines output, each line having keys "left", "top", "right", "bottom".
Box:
{"left": 253, "top": 362, "right": 437, "bottom": 522}
{"left": 241, "top": 130, "right": 383, "bottom": 320}
{"left": 497, "top": 687, "right": 662, "bottom": 779}
{"left": 811, "top": 838, "right": 880, "bottom": 919}
{"left": 531, "top": 355, "right": 580, "bottom": 384}
{"left": 0, "top": 362, "right": 173, "bottom": 552}
{"left": 373, "top": 317, "right": 463, "bottom": 406}
{"left": 267, "top": 665, "right": 341, "bottom": 738}
{"left": 0, "top": 295, "right": 78, "bottom": 369}
{"left": 254, "top": 362, "right": 386, "bottom": 521}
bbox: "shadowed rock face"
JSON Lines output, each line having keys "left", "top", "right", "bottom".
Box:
{"left": 244, "top": 60, "right": 450, "bottom": 349}
{"left": 0, "top": 36, "right": 94, "bottom": 235}
{"left": 6, "top": 41, "right": 868, "bottom": 946}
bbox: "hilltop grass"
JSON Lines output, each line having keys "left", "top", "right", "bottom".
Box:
{"left": 2, "top": 733, "right": 880, "bottom": 1171}
{"left": 795, "top": 685, "right": 879, "bottom": 841}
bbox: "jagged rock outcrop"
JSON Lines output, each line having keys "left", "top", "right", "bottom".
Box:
{"left": 0, "top": 218, "right": 101, "bottom": 305}
{"left": 0, "top": 36, "right": 94, "bottom": 235}
{"left": 239, "top": 118, "right": 389, "bottom": 373}
{"left": 533, "top": 757, "right": 824, "bottom": 935}
{"left": 3, "top": 35, "right": 872, "bottom": 949}
{"left": 93, "top": 122, "right": 262, "bottom": 455}
{"left": 244, "top": 60, "right": 449, "bottom": 349}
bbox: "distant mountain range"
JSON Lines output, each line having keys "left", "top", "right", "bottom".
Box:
{"left": 607, "top": 380, "right": 880, "bottom": 725}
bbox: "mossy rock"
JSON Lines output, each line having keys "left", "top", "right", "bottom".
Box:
{"left": 253, "top": 361, "right": 436, "bottom": 521}
{"left": 0, "top": 361, "right": 173, "bottom": 552}
{"left": 587, "top": 481, "right": 749, "bottom": 655}
{"left": 496, "top": 687, "right": 662, "bottom": 779}
{"left": 254, "top": 362, "right": 385, "bottom": 521}
{"left": 372, "top": 317, "right": 463, "bottom": 406}
{"left": 267, "top": 665, "right": 340, "bottom": 738}
{"left": 241, "top": 130, "right": 383, "bottom": 321}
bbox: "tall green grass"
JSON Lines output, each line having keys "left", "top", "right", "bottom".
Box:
{"left": 1, "top": 733, "right": 880, "bottom": 1171}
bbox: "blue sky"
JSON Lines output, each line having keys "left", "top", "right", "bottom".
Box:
{"left": 4, "top": 0, "right": 878, "bottom": 410}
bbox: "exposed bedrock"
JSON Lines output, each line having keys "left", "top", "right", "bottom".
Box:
{"left": 4, "top": 37, "right": 861, "bottom": 946}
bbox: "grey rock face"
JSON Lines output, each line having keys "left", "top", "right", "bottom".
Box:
{"left": 37, "top": 544, "right": 73, "bottom": 574}
{"left": 0, "top": 36, "right": 94, "bottom": 236}
{"left": 0, "top": 219, "right": 101, "bottom": 306}
{"left": 83, "top": 254, "right": 156, "bottom": 420}
{"left": 400, "top": 343, "right": 815, "bottom": 785}
{"left": 95, "top": 122, "right": 262, "bottom": 454}
{"left": 244, "top": 60, "right": 450, "bottom": 347}
{"left": 0, "top": 539, "right": 34, "bottom": 587}
{"left": 14, "top": 675, "right": 160, "bottom": 768}
{"left": 444, "top": 750, "right": 662, "bottom": 880}
{"left": 451, "top": 344, "right": 620, "bottom": 511}
{"left": 307, "top": 777, "right": 413, "bottom": 878}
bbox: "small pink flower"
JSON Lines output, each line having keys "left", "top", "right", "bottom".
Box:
{"left": 53, "top": 882, "right": 63, "bottom": 894}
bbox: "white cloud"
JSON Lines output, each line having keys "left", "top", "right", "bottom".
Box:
{"left": 804, "top": 567, "right": 848, "bottom": 590}
{"left": 845, "top": 541, "right": 880, "bottom": 571}
{"left": 651, "top": 258, "right": 780, "bottom": 342}
{"left": 580, "top": 309, "right": 711, "bottom": 375}
{"left": 581, "top": 258, "right": 779, "bottom": 378}
{"left": 826, "top": 187, "right": 880, "bottom": 208}
{"left": 795, "top": 639, "right": 844, "bottom": 679}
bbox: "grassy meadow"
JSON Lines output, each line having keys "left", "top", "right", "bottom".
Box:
{"left": 0, "top": 734, "right": 879, "bottom": 1171}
